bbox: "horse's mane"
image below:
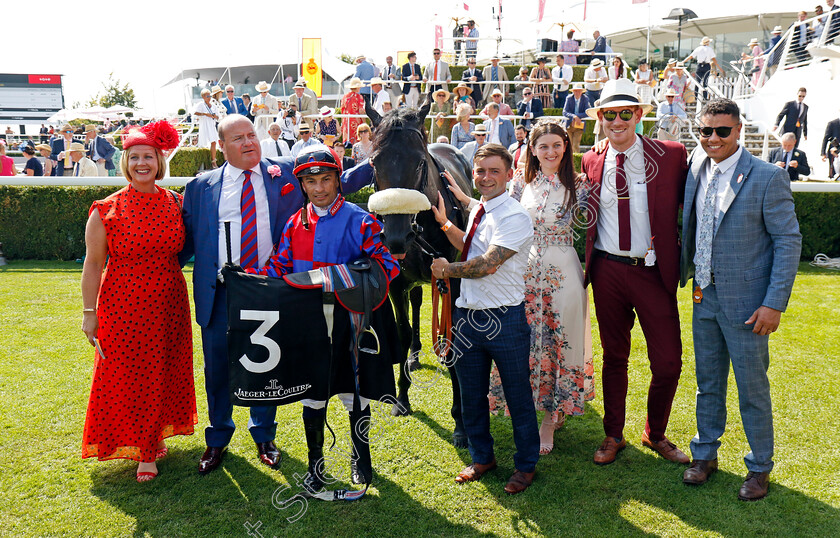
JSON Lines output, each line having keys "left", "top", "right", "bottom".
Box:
{"left": 370, "top": 107, "right": 428, "bottom": 159}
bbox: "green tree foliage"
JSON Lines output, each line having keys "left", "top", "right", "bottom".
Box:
{"left": 87, "top": 72, "right": 138, "bottom": 109}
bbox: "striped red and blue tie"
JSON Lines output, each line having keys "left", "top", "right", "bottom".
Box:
{"left": 240, "top": 170, "right": 259, "bottom": 269}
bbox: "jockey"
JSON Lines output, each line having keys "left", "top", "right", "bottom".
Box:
{"left": 251, "top": 145, "right": 400, "bottom": 495}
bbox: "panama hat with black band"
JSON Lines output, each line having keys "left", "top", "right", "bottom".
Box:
{"left": 585, "top": 79, "right": 653, "bottom": 120}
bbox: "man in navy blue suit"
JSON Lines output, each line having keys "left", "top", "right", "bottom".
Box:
{"left": 516, "top": 88, "right": 544, "bottom": 130}
{"left": 84, "top": 125, "right": 116, "bottom": 176}
{"left": 401, "top": 51, "right": 423, "bottom": 108}
{"left": 221, "top": 85, "right": 248, "bottom": 115}
{"left": 50, "top": 124, "right": 77, "bottom": 176}
{"left": 592, "top": 30, "right": 607, "bottom": 63}
{"left": 562, "top": 83, "right": 591, "bottom": 153}
{"left": 773, "top": 88, "right": 808, "bottom": 148}
{"left": 181, "top": 115, "right": 374, "bottom": 475}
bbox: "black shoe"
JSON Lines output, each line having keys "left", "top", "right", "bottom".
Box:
{"left": 256, "top": 441, "right": 282, "bottom": 469}
{"left": 349, "top": 406, "right": 373, "bottom": 485}
{"left": 198, "top": 446, "right": 227, "bottom": 475}
{"left": 303, "top": 415, "right": 326, "bottom": 493}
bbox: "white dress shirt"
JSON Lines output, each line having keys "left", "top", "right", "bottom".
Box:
{"left": 584, "top": 67, "right": 607, "bottom": 91}
{"left": 594, "top": 136, "right": 653, "bottom": 257}
{"left": 689, "top": 45, "right": 716, "bottom": 63}
{"left": 260, "top": 137, "right": 291, "bottom": 158}
{"left": 694, "top": 146, "right": 743, "bottom": 249}
{"left": 551, "top": 64, "right": 573, "bottom": 91}
{"left": 456, "top": 192, "right": 533, "bottom": 310}
{"left": 373, "top": 89, "right": 390, "bottom": 115}
{"left": 217, "top": 163, "right": 273, "bottom": 273}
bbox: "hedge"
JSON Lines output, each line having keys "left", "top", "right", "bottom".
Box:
{"left": 169, "top": 148, "right": 225, "bottom": 177}
{"left": 1, "top": 185, "right": 836, "bottom": 262}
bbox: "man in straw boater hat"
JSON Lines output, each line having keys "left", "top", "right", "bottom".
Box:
{"left": 562, "top": 82, "right": 592, "bottom": 154}
{"left": 291, "top": 80, "right": 318, "bottom": 132}
{"left": 250, "top": 81, "right": 279, "bottom": 141}
{"left": 482, "top": 55, "right": 510, "bottom": 103}
{"left": 580, "top": 79, "right": 691, "bottom": 467}
{"left": 249, "top": 145, "right": 401, "bottom": 499}
{"left": 68, "top": 142, "right": 97, "bottom": 177}
{"left": 84, "top": 124, "right": 116, "bottom": 177}
{"left": 656, "top": 88, "right": 688, "bottom": 142}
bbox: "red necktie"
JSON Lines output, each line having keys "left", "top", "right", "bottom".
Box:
{"left": 461, "top": 204, "right": 485, "bottom": 257}
{"left": 240, "top": 170, "right": 259, "bottom": 269}
{"left": 615, "top": 153, "right": 631, "bottom": 251}
{"left": 434, "top": 62, "right": 438, "bottom": 83}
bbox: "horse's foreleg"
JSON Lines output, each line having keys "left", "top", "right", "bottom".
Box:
{"left": 390, "top": 282, "right": 413, "bottom": 416}
{"left": 407, "top": 286, "right": 423, "bottom": 372}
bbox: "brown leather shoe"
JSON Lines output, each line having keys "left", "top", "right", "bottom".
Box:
{"left": 683, "top": 459, "right": 718, "bottom": 485}
{"left": 593, "top": 437, "right": 626, "bottom": 465}
{"left": 641, "top": 432, "right": 690, "bottom": 464}
{"left": 198, "top": 446, "right": 227, "bottom": 475}
{"left": 454, "top": 460, "right": 497, "bottom": 483}
{"left": 256, "top": 441, "right": 282, "bottom": 469}
{"left": 504, "top": 470, "right": 535, "bottom": 495}
{"left": 738, "top": 471, "right": 770, "bottom": 501}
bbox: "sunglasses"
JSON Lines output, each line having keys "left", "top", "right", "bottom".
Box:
{"left": 226, "top": 90, "right": 234, "bottom": 93}
{"left": 523, "top": 92, "right": 532, "bottom": 96}
{"left": 601, "top": 109, "right": 635, "bottom": 121}
{"left": 698, "top": 125, "right": 735, "bottom": 138}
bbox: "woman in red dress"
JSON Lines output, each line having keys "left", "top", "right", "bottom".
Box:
{"left": 341, "top": 77, "right": 366, "bottom": 145}
{"left": 80, "top": 121, "right": 196, "bottom": 482}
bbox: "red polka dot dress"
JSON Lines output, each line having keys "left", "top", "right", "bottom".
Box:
{"left": 82, "top": 184, "right": 197, "bottom": 462}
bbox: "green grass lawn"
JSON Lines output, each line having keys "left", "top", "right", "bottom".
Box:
{"left": 1, "top": 261, "right": 839, "bottom": 537}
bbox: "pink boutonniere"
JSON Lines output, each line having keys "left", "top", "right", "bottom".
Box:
{"left": 267, "top": 165, "right": 281, "bottom": 178}
{"left": 281, "top": 183, "right": 295, "bottom": 196}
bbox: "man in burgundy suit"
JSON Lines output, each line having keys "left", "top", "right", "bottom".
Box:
{"left": 581, "top": 79, "right": 690, "bottom": 466}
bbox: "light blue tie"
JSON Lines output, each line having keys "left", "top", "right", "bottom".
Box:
{"left": 492, "top": 66, "right": 498, "bottom": 81}
{"left": 694, "top": 164, "right": 721, "bottom": 288}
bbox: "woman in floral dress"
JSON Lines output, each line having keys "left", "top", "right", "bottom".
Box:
{"left": 666, "top": 62, "right": 689, "bottom": 107}
{"left": 488, "top": 119, "right": 594, "bottom": 455}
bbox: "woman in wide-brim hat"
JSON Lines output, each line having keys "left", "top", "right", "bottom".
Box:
{"left": 341, "top": 77, "right": 365, "bottom": 145}
{"left": 666, "top": 61, "right": 690, "bottom": 107}
{"left": 316, "top": 105, "right": 338, "bottom": 142}
{"left": 743, "top": 37, "right": 765, "bottom": 88}
{"left": 452, "top": 82, "right": 475, "bottom": 114}
{"left": 81, "top": 120, "right": 196, "bottom": 483}
{"left": 529, "top": 57, "right": 552, "bottom": 108}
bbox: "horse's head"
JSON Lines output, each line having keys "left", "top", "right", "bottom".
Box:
{"left": 366, "top": 101, "right": 432, "bottom": 258}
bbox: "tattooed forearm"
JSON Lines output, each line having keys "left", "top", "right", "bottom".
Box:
{"left": 445, "top": 245, "right": 516, "bottom": 279}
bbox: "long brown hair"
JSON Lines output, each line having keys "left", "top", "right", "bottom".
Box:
{"left": 523, "top": 119, "right": 577, "bottom": 212}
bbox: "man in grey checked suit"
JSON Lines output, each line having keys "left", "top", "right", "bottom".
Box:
{"left": 679, "top": 99, "right": 801, "bottom": 501}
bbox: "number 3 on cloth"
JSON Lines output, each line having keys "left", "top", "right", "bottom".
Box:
{"left": 239, "top": 310, "right": 281, "bottom": 373}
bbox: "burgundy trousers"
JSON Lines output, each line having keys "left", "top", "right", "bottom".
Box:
{"left": 590, "top": 255, "right": 682, "bottom": 441}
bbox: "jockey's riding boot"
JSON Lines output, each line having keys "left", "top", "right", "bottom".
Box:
{"left": 349, "top": 406, "right": 373, "bottom": 485}
{"left": 302, "top": 413, "right": 326, "bottom": 493}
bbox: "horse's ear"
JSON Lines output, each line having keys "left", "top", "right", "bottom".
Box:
{"left": 418, "top": 101, "right": 431, "bottom": 123}
{"left": 365, "top": 99, "right": 381, "bottom": 129}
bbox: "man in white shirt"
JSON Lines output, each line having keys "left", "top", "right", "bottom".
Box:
{"left": 583, "top": 59, "right": 608, "bottom": 102}
{"left": 483, "top": 103, "right": 515, "bottom": 148}
{"left": 260, "top": 123, "right": 291, "bottom": 158}
{"left": 581, "top": 79, "right": 690, "bottom": 468}
{"left": 430, "top": 144, "right": 539, "bottom": 495}
{"left": 684, "top": 36, "right": 723, "bottom": 100}
{"left": 370, "top": 77, "right": 390, "bottom": 115}
{"left": 290, "top": 124, "right": 320, "bottom": 158}
{"left": 552, "top": 54, "right": 573, "bottom": 109}
{"left": 250, "top": 81, "right": 279, "bottom": 141}
{"left": 279, "top": 105, "right": 300, "bottom": 149}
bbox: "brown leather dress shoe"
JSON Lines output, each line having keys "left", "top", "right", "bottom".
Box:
{"left": 454, "top": 460, "right": 497, "bottom": 483}
{"left": 198, "top": 446, "right": 227, "bottom": 475}
{"left": 256, "top": 441, "right": 282, "bottom": 469}
{"left": 504, "top": 470, "right": 535, "bottom": 495}
{"left": 683, "top": 459, "right": 718, "bottom": 485}
{"left": 593, "top": 437, "right": 626, "bottom": 465}
{"left": 641, "top": 432, "right": 690, "bottom": 464}
{"left": 738, "top": 471, "right": 770, "bottom": 501}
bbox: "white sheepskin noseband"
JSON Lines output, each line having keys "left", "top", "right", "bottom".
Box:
{"left": 368, "top": 188, "right": 431, "bottom": 215}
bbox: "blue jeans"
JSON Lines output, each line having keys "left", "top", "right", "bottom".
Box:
{"left": 689, "top": 284, "right": 774, "bottom": 473}
{"left": 452, "top": 303, "right": 539, "bottom": 472}
{"left": 202, "top": 285, "right": 278, "bottom": 447}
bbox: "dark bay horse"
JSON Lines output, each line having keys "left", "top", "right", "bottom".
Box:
{"left": 365, "top": 102, "right": 472, "bottom": 447}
